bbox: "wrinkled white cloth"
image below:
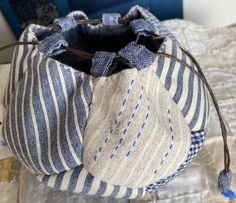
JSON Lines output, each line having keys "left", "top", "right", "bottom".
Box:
{"left": 0, "top": 63, "right": 12, "bottom": 160}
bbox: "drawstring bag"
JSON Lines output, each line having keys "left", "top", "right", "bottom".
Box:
{"left": 1, "top": 5, "right": 235, "bottom": 199}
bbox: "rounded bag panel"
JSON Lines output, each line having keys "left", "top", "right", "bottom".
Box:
{"left": 83, "top": 63, "right": 191, "bottom": 188}
{"left": 2, "top": 48, "right": 92, "bottom": 175}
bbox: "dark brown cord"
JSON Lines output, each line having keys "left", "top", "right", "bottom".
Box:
{"left": 48, "top": 18, "right": 130, "bottom": 29}
{"left": 0, "top": 40, "right": 231, "bottom": 172}
{"left": 0, "top": 42, "right": 38, "bottom": 52}
{"left": 74, "top": 18, "right": 130, "bottom": 25}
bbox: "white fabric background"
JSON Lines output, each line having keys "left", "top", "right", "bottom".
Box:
{"left": 0, "top": 63, "right": 11, "bottom": 160}
{"left": 184, "top": 0, "right": 236, "bottom": 27}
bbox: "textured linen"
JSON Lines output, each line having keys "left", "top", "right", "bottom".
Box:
{"left": 83, "top": 64, "right": 191, "bottom": 188}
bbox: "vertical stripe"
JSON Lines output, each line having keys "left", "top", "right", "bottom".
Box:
{"left": 156, "top": 55, "right": 165, "bottom": 77}
{"left": 47, "top": 175, "right": 57, "bottom": 187}
{"left": 182, "top": 67, "right": 194, "bottom": 116}
{"left": 14, "top": 31, "right": 38, "bottom": 172}
{"left": 173, "top": 50, "right": 186, "bottom": 103}
{"left": 164, "top": 41, "right": 177, "bottom": 90}
{"left": 12, "top": 75, "right": 34, "bottom": 172}
{"left": 20, "top": 51, "right": 41, "bottom": 174}
{"left": 45, "top": 59, "right": 70, "bottom": 171}
{"left": 29, "top": 52, "right": 48, "bottom": 174}
{"left": 74, "top": 168, "right": 88, "bottom": 193}
{"left": 60, "top": 169, "right": 74, "bottom": 191}
{"left": 67, "top": 165, "right": 83, "bottom": 192}
{"left": 37, "top": 53, "right": 59, "bottom": 173}
{"left": 49, "top": 63, "right": 77, "bottom": 167}
{"left": 168, "top": 57, "right": 181, "bottom": 98}
{"left": 54, "top": 172, "right": 65, "bottom": 189}
{"left": 80, "top": 73, "right": 89, "bottom": 118}
{"left": 41, "top": 175, "right": 50, "bottom": 185}
{"left": 159, "top": 43, "right": 172, "bottom": 82}
{"left": 156, "top": 42, "right": 167, "bottom": 77}
{"left": 3, "top": 100, "right": 18, "bottom": 158}
{"left": 6, "top": 42, "right": 18, "bottom": 106}
{"left": 188, "top": 77, "right": 201, "bottom": 129}
{"left": 128, "top": 188, "right": 138, "bottom": 199}
{"left": 206, "top": 87, "right": 210, "bottom": 127}
{"left": 73, "top": 72, "right": 88, "bottom": 139}
{"left": 82, "top": 173, "right": 94, "bottom": 193}
{"left": 65, "top": 71, "right": 83, "bottom": 161}
{"left": 31, "top": 52, "right": 54, "bottom": 174}
{"left": 71, "top": 72, "right": 83, "bottom": 143}
{"left": 86, "top": 176, "right": 100, "bottom": 195}
{"left": 110, "top": 185, "right": 120, "bottom": 197}
{"left": 114, "top": 187, "right": 127, "bottom": 198}
{"left": 40, "top": 59, "right": 64, "bottom": 172}
{"left": 184, "top": 69, "right": 198, "bottom": 124}
{"left": 101, "top": 182, "right": 115, "bottom": 197}
{"left": 58, "top": 65, "right": 82, "bottom": 165}
{"left": 122, "top": 188, "right": 133, "bottom": 199}
{"left": 193, "top": 80, "right": 206, "bottom": 130}
{"left": 200, "top": 85, "right": 208, "bottom": 130}
{"left": 178, "top": 57, "right": 194, "bottom": 110}
{"left": 136, "top": 188, "right": 145, "bottom": 198}
{"left": 95, "top": 181, "right": 107, "bottom": 196}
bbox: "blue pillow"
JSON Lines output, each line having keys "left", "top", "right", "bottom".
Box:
{"left": 0, "top": 0, "right": 71, "bottom": 38}
{"left": 68, "top": 0, "right": 183, "bottom": 20}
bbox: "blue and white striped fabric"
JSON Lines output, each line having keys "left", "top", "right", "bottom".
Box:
{"left": 2, "top": 5, "right": 209, "bottom": 199}
{"left": 3, "top": 41, "right": 93, "bottom": 175}
{"left": 156, "top": 39, "right": 209, "bottom": 131}
{"left": 38, "top": 165, "right": 146, "bottom": 198}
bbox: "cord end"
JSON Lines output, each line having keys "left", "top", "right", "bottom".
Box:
{"left": 218, "top": 170, "right": 236, "bottom": 199}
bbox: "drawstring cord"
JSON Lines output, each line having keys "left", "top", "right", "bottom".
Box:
{"left": 0, "top": 37, "right": 235, "bottom": 199}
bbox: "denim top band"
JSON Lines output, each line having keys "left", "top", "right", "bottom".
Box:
{"left": 38, "top": 14, "right": 158, "bottom": 76}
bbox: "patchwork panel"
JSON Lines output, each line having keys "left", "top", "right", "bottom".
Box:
{"left": 83, "top": 66, "right": 191, "bottom": 188}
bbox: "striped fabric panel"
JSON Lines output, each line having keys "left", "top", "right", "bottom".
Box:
{"left": 156, "top": 39, "right": 209, "bottom": 131}
{"left": 37, "top": 164, "right": 146, "bottom": 199}
{"left": 2, "top": 50, "right": 93, "bottom": 175}
{"left": 4, "top": 27, "right": 36, "bottom": 107}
